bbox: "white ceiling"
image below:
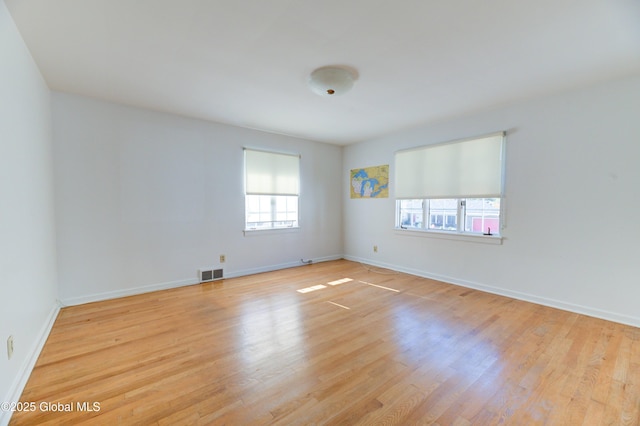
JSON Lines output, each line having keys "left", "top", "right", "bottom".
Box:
{"left": 6, "top": 0, "right": 640, "bottom": 145}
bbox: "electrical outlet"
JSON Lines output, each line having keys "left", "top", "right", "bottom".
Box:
{"left": 373, "top": 245, "right": 378, "bottom": 253}
{"left": 7, "top": 335, "right": 14, "bottom": 360}
{"left": 219, "top": 254, "right": 226, "bottom": 263}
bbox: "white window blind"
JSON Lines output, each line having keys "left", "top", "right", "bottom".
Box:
{"left": 395, "top": 132, "right": 505, "bottom": 199}
{"left": 244, "top": 149, "right": 300, "bottom": 196}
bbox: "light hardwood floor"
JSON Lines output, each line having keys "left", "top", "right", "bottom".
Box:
{"left": 10, "top": 260, "right": 640, "bottom": 425}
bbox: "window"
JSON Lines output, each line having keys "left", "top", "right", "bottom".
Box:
{"left": 244, "top": 149, "right": 300, "bottom": 230}
{"left": 395, "top": 132, "right": 505, "bottom": 236}
{"left": 397, "top": 198, "right": 501, "bottom": 234}
{"left": 245, "top": 194, "right": 298, "bottom": 230}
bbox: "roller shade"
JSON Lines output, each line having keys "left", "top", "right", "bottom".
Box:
{"left": 395, "top": 132, "right": 505, "bottom": 199}
{"left": 245, "top": 149, "right": 300, "bottom": 195}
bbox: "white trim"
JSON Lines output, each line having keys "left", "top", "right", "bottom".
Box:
{"left": 499, "top": 135, "right": 508, "bottom": 230}
{"left": 243, "top": 227, "right": 300, "bottom": 237}
{"left": 395, "top": 130, "right": 506, "bottom": 155}
{"left": 225, "top": 255, "right": 343, "bottom": 278}
{"left": 343, "top": 255, "right": 640, "bottom": 329}
{"left": 394, "top": 228, "right": 503, "bottom": 245}
{"left": 1, "top": 303, "right": 60, "bottom": 426}
{"left": 242, "top": 146, "right": 301, "bottom": 158}
{"left": 61, "top": 278, "right": 198, "bottom": 306}
{"left": 226, "top": 260, "right": 302, "bottom": 278}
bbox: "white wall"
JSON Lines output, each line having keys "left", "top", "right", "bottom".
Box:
{"left": 2, "top": 2, "right": 638, "bottom": 416}
{"left": 344, "top": 75, "right": 640, "bottom": 327}
{"left": 0, "top": 2, "right": 59, "bottom": 422}
{"left": 52, "top": 93, "right": 343, "bottom": 304}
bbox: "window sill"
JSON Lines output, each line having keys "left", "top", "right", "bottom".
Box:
{"left": 394, "top": 228, "right": 502, "bottom": 245}
{"left": 243, "top": 227, "right": 300, "bottom": 237}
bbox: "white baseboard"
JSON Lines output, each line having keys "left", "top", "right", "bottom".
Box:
{"left": 344, "top": 255, "right": 640, "bottom": 329}
{"left": 52, "top": 253, "right": 640, "bottom": 328}
{"left": 226, "top": 255, "right": 343, "bottom": 279}
{"left": 0, "top": 303, "right": 60, "bottom": 426}
{"left": 60, "top": 255, "right": 344, "bottom": 307}
{"left": 60, "top": 278, "right": 198, "bottom": 307}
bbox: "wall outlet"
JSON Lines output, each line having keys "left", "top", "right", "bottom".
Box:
{"left": 373, "top": 245, "right": 378, "bottom": 253}
{"left": 219, "top": 254, "right": 226, "bottom": 263}
{"left": 7, "top": 335, "right": 14, "bottom": 360}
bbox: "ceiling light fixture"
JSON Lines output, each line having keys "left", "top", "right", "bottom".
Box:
{"left": 308, "top": 66, "right": 356, "bottom": 96}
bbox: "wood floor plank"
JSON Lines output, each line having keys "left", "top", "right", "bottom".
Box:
{"left": 9, "top": 259, "right": 640, "bottom": 425}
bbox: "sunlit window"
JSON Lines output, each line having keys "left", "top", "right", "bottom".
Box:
{"left": 395, "top": 132, "right": 505, "bottom": 237}
{"left": 397, "top": 198, "right": 500, "bottom": 235}
{"left": 244, "top": 149, "right": 299, "bottom": 231}
{"left": 246, "top": 195, "right": 298, "bottom": 230}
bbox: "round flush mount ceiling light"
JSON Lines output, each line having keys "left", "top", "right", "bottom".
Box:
{"left": 308, "top": 66, "right": 356, "bottom": 96}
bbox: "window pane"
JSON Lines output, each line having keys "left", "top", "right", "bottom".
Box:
{"left": 396, "top": 197, "right": 501, "bottom": 236}
{"left": 275, "top": 195, "right": 298, "bottom": 227}
{"left": 397, "top": 199, "right": 423, "bottom": 229}
{"left": 465, "top": 198, "right": 500, "bottom": 234}
{"left": 246, "top": 195, "right": 260, "bottom": 211}
{"left": 428, "top": 199, "right": 457, "bottom": 230}
{"left": 445, "top": 215, "right": 456, "bottom": 229}
{"left": 246, "top": 195, "right": 298, "bottom": 230}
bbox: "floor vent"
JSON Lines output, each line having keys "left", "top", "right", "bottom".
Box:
{"left": 199, "top": 268, "right": 223, "bottom": 282}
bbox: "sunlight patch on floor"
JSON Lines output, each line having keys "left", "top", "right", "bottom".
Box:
{"left": 327, "top": 278, "right": 353, "bottom": 286}
{"left": 359, "top": 280, "right": 400, "bottom": 293}
{"left": 327, "top": 301, "right": 351, "bottom": 310}
{"left": 297, "top": 284, "right": 327, "bottom": 293}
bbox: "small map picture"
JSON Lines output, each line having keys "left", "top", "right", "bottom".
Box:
{"left": 350, "top": 164, "right": 389, "bottom": 199}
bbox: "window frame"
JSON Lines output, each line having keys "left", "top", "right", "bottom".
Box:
{"left": 396, "top": 198, "right": 502, "bottom": 237}
{"left": 245, "top": 194, "right": 299, "bottom": 231}
{"left": 244, "top": 148, "right": 300, "bottom": 232}
{"left": 394, "top": 132, "right": 505, "bottom": 244}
